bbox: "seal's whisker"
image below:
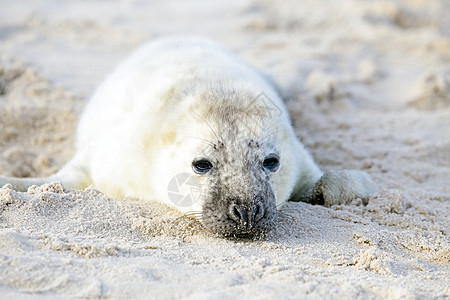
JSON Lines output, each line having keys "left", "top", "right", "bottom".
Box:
{"left": 176, "top": 212, "right": 203, "bottom": 222}
{"left": 260, "top": 130, "right": 280, "bottom": 143}
{"left": 278, "top": 213, "right": 296, "bottom": 223}
{"left": 275, "top": 222, "right": 294, "bottom": 236}
{"left": 278, "top": 209, "right": 298, "bottom": 216}
{"left": 249, "top": 114, "right": 263, "bottom": 137}
{"left": 183, "top": 212, "right": 203, "bottom": 217}
{"left": 180, "top": 211, "right": 204, "bottom": 219}
{"left": 276, "top": 201, "right": 288, "bottom": 209}
{"left": 181, "top": 134, "right": 216, "bottom": 148}
{"left": 282, "top": 207, "right": 301, "bottom": 211}
{"left": 278, "top": 206, "right": 298, "bottom": 211}
{"left": 194, "top": 112, "right": 223, "bottom": 144}
{"left": 278, "top": 209, "right": 296, "bottom": 215}
{"left": 278, "top": 209, "right": 297, "bottom": 215}
{"left": 278, "top": 207, "right": 301, "bottom": 213}
{"left": 182, "top": 211, "right": 203, "bottom": 214}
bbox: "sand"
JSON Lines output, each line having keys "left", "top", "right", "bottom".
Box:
{"left": 0, "top": 0, "right": 449, "bottom": 299}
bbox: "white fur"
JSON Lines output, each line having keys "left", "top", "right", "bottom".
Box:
{"left": 0, "top": 37, "right": 377, "bottom": 212}
{"left": 73, "top": 37, "right": 321, "bottom": 210}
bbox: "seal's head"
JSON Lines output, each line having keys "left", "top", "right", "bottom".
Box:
{"left": 192, "top": 135, "right": 280, "bottom": 237}
{"left": 156, "top": 83, "right": 299, "bottom": 237}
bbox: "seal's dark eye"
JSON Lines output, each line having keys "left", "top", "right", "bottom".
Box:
{"left": 192, "top": 159, "right": 213, "bottom": 174}
{"left": 263, "top": 155, "right": 280, "bottom": 172}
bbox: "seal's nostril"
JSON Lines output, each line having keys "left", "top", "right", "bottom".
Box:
{"left": 232, "top": 205, "right": 240, "bottom": 220}
{"left": 253, "top": 202, "right": 265, "bottom": 223}
{"left": 229, "top": 204, "right": 249, "bottom": 225}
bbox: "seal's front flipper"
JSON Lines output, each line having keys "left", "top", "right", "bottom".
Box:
{"left": 311, "top": 170, "right": 378, "bottom": 206}
{"left": 0, "top": 151, "right": 91, "bottom": 192}
{"left": 0, "top": 176, "right": 49, "bottom": 192}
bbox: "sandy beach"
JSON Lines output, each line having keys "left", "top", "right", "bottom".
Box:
{"left": 0, "top": 0, "right": 449, "bottom": 298}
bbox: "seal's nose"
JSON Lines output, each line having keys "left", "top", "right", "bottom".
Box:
{"left": 229, "top": 202, "right": 265, "bottom": 231}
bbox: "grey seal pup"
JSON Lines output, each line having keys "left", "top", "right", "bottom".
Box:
{"left": 0, "top": 37, "right": 378, "bottom": 236}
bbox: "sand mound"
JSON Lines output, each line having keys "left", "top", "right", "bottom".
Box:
{"left": 410, "top": 72, "right": 450, "bottom": 110}
{"left": 1, "top": 182, "right": 448, "bottom": 298}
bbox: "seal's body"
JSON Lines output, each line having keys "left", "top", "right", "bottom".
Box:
{"left": 1, "top": 37, "right": 377, "bottom": 236}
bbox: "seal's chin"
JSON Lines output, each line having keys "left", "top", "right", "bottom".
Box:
{"left": 201, "top": 214, "right": 277, "bottom": 240}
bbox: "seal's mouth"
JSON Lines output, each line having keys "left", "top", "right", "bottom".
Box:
{"left": 222, "top": 228, "right": 270, "bottom": 240}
